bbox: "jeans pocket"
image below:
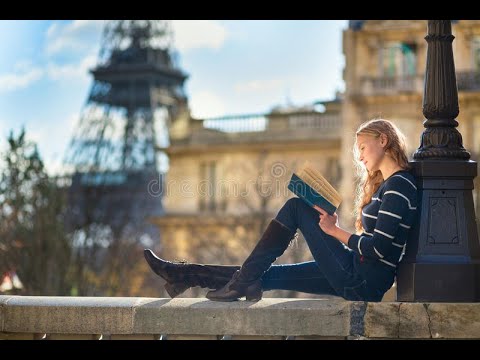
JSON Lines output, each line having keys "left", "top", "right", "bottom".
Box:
{"left": 343, "top": 280, "right": 368, "bottom": 301}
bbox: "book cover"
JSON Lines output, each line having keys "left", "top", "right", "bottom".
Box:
{"left": 287, "top": 162, "right": 342, "bottom": 215}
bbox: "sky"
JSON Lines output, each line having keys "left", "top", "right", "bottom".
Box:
{"left": 0, "top": 20, "right": 348, "bottom": 175}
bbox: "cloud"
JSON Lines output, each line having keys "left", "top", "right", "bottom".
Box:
{"left": 45, "top": 20, "right": 227, "bottom": 56}
{"left": 46, "top": 54, "right": 97, "bottom": 82}
{"left": 189, "top": 91, "right": 226, "bottom": 118}
{"left": 172, "top": 20, "right": 228, "bottom": 52}
{"left": 0, "top": 66, "right": 44, "bottom": 93}
{"left": 234, "top": 79, "right": 285, "bottom": 93}
{"left": 0, "top": 54, "right": 96, "bottom": 94}
{"left": 0, "top": 20, "right": 102, "bottom": 93}
{"left": 45, "top": 20, "right": 104, "bottom": 56}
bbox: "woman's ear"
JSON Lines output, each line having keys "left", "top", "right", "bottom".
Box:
{"left": 379, "top": 133, "right": 388, "bottom": 148}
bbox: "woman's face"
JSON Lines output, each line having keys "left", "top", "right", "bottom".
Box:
{"left": 356, "top": 133, "right": 386, "bottom": 172}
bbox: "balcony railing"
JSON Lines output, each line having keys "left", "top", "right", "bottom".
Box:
{"left": 1, "top": 295, "right": 480, "bottom": 339}
{"left": 359, "top": 72, "right": 480, "bottom": 96}
{"left": 359, "top": 75, "right": 424, "bottom": 96}
{"left": 183, "top": 113, "right": 342, "bottom": 146}
{"left": 202, "top": 112, "right": 341, "bottom": 133}
{"left": 288, "top": 113, "right": 340, "bottom": 130}
{"left": 203, "top": 114, "right": 268, "bottom": 133}
{"left": 456, "top": 71, "right": 480, "bottom": 91}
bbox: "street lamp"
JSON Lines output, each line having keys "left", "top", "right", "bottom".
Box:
{"left": 397, "top": 20, "right": 480, "bottom": 302}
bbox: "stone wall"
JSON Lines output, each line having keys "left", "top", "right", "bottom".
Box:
{"left": 1, "top": 295, "right": 479, "bottom": 340}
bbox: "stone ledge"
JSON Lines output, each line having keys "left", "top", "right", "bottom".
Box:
{"left": 133, "top": 298, "right": 350, "bottom": 336}
{"left": 1, "top": 295, "right": 480, "bottom": 338}
{"left": 364, "top": 302, "right": 480, "bottom": 339}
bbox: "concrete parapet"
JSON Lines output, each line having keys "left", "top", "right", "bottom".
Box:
{"left": 1, "top": 295, "right": 479, "bottom": 339}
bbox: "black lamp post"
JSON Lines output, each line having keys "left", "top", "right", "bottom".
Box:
{"left": 397, "top": 20, "right": 480, "bottom": 302}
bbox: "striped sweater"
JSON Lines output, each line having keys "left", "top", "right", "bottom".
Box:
{"left": 348, "top": 170, "right": 418, "bottom": 271}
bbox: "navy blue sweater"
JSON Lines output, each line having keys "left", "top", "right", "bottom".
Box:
{"left": 348, "top": 170, "right": 418, "bottom": 274}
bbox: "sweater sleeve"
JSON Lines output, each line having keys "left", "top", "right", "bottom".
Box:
{"left": 347, "top": 176, "right": 417, "bottom": 260}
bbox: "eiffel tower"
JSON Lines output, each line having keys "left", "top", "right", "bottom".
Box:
{"left": 65, "top": 20, "right": 189, "bottom": 245}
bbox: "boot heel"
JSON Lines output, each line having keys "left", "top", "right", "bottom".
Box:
{"left": 164, "top": 282, "right": 188, "bottom": 298}
{"left": 245, "top": 281, "right": 262, "bottom": 301}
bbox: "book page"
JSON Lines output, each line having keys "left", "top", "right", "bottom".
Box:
{"left": 296, "top": 161, "right": 342, "bottom": 207}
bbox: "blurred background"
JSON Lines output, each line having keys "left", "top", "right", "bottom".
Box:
{"left": 1, "top": 20, "right": 480, "bottom": 299}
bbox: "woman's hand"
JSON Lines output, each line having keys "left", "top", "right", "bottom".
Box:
{"left": 313, "top": 205, "right": 338, "bottom": 236}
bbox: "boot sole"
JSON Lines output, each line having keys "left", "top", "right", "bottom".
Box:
{"left": 206, "top": 295, "right": 239, "bottom": 302}
{"left": 164, "top": 282, "right": 188, "bottom": 298}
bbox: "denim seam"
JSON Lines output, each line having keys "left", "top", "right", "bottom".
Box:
{"left": 343, "top": 280, "right": 367, "bottom": 301}
{"left": 290, "top": 198, "right": 353, "bottom": 277}
{"left": 306, "top": 229, "right": 353, "bottom": 277}
{"left": 266, "top": 276, "right": 331, "bottom": 281}
{"left": 344, "top": 279, "right": 366, "bottom": 292}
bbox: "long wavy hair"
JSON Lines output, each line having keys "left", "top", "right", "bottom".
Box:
{"left": 353, "top": 119, "right": 410, "bottom": 233}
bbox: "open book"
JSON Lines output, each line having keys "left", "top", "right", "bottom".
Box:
{"left": 287, "top": 162, "right": 342, "bottom": 215}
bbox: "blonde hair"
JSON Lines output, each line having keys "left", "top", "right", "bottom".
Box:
{"left": 353, "top": 119, "right": 410, "bottom": 233}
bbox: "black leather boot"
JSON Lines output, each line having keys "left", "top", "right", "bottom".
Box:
{"left": 144, "top": 249, "right": 240, "bottom": 298}
{"left": 206, "top": 219, "right": 296, "bottom": 302}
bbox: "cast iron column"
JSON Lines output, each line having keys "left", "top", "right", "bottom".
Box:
{"left": 397, "top": 20, "right": 480, "bottom": 302}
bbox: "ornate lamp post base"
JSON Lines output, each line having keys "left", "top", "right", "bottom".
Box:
{"left": 397, "top": 160, "right": 480, "bottom": 302}
{"left": 397, "top": 263, "right": 480, "bottom": 302}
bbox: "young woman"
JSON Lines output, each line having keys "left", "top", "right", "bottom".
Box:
{"left": 144, "top": 119, "right": 418, "bottom": 302}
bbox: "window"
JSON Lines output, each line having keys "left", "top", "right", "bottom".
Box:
{"left": 199, "top": 161, "right": 217, "bottom": 212}
{"left": 472, "top": 37, "right": 480, "bottom": 71}
{"left": 380, "top": 42, "right": 417, "bottom": 77}
{"left": 326, "top": 157, "right": 342, "bottom": 189}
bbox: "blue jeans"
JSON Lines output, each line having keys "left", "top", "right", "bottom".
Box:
{"left": 261, "top": 198, "right": 389, "bottom": 301}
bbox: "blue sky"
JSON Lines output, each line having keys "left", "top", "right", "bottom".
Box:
{"left": 0, "top": 20, "right": 348, "bottom": 174}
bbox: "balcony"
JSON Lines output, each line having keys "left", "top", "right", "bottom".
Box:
{"left": 1, "top": 295, "right": 480, "bottom": 339}
{"left": 456, "top": 71, "right": 480, "bottom": 91}
{"left": 359, "top": 75, "right": 424, "bottom": 96}
{"left": 174, "top": 112, "right": 342, "bottom": 148}
{"left": 358, "top": 72, "right": 480, "bottom": 96}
